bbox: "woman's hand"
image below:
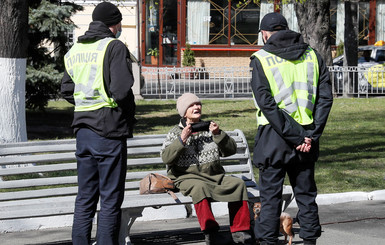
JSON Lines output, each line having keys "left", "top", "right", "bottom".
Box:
{"left": 209, "top": 121, "right": 220, "bottom": 135}
{"left": 181, "top": 124, "right": 192, "bottom": 144}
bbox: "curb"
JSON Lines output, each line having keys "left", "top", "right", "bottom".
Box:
{"left": 288, "top": 189, "right": 385, "bottom": 208}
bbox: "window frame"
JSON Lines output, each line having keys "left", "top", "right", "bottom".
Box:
{"left": 182, "top": 0, "right": 261, "bottom": 49}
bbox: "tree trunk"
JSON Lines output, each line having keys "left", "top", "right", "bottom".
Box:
{"left": 344, "top": 1, "right": 358, "bottom": 67}
{"left": 0, "top": 0, "right": 29, "bottom": 143}
{"left": 344, "top": 1, "right": 358, "bottom": 97}
{"left": 294, "top": 0, "right": 332, "bottom": 66}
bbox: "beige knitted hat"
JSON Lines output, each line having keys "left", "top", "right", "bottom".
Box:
{"left": 176, "top": 93, "right": 201, "bottom": 117}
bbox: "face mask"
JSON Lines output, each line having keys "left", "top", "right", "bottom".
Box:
{"left": 115, "top": 30, "right": 122, "bottom": 39}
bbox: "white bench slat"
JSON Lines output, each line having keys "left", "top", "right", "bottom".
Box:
{"left": 0, "top": 162, "right": 77, "bottom": 176}
{"left": 126, "top": 138, "right": 165, "bottom": 147}
{"left": 0, "top": 152, "right": 76, "bottom": 166}
{"left": 223, "top": 164, "right": 252, "bottom": 173}
{"left": 0, "top": 135, "right": 167, "bottom": 156}
{"left": 0, "top": 139, "right": 76, "bottom": 148}
{"left": 0, "top": 186, "right": 78, "bottom": 202}
{"left": 0, "top": 201, "right": 76, "bottom": 220}
{"left": 0, "top": 176, "right": 77, "bottom": 189}
{"left": 0, "top": 207, "right": 75, "bottom": 220}
{"left": 0, "top": 195, "right": 76, "bottom": 208}
{"left": 0, "top": 145, "right": 75, "bottom": 156}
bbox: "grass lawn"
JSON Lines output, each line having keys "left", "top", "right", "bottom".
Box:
{"left": 27, "top": 97, "right": 385, "bottom": 194}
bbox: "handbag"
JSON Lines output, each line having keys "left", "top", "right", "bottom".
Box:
{"left": 139, "top": 173, "right": 178, "bottom": 200}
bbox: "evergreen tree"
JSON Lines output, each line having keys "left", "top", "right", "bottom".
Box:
{"left": 27, "top": 0, "right": 82, "bottom": 110}
{"left": 182, "top": 43, "right": 195, "bottom": 67}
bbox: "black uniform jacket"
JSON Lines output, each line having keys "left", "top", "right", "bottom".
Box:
{"left": 61, "top": 21, "right": 136, "bottom": 139}
{"left": 250, "top": 30, "right": 333, "bottom": 168}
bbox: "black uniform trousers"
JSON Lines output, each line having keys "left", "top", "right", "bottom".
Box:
{"left": 72, "top": 128, "right": 127, "bottom": 245}
{"left": 254, "top": 158, "right": 321, "bottom": 244}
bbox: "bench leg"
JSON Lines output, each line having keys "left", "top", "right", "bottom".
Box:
{"left": 119, "top": 207, "right": 145, "bottom": 245}
{"left": 282, "top": 193, "right": 294, "bottom": 211}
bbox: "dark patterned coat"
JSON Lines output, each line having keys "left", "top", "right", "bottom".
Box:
{"left": 160, "top": 122, "right": 248, "bottom": 204}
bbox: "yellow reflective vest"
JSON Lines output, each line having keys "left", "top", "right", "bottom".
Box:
{"left": 64, "top": 37, "right": 117, "bottom": 112}
{"left": 251, "top": 47, "right": 319, "bottom": 126}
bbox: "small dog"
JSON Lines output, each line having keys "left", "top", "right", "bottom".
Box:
{"left": 252, "top": 202, "right": 294, "bottom": 245}
{"left": 280, "top": 212, "right": 294, "bottom": 245}
{"left": 252, "top": 201, "right": 261, "bottom": 220}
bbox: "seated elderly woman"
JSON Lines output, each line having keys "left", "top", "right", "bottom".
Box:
{"left": 160, "top": 93, "right": 253, "bottom": 245}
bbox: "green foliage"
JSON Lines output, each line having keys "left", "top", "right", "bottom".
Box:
{"left": 27, "top": 0, "right": 83, "bottom": 111}
{"left": 26, "top": 64, "right": 62, "bottom": 111}
{"left": 182, "top": 43, "right": 195, "bottom": 67}
{"left": 336, "top": 42, "right": 344, "bottom": 57}
{"left": 234, "top": 0, "right": 260, "bottom": 8}
{"left": 147, "top": 48, "right": 159, "bottom": 57}
{"left": 233, "top": 0, "right": 306, "bottom": 8}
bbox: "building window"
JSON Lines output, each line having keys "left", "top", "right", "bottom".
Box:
{"left": 186, "top": 0, "right": 211, "bottom": 45}
{"left": 358, "top": 1, "right": 369, "bottom": 45}
{"left": 186, "top": 0, "right": 260, "bottom": 46}
{"left": 230, "top": 0, "right": 260, "bottom": 45}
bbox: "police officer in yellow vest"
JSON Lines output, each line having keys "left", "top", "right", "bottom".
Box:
{"left": 250, "top": 13, "right": 333, "bottom": 245}
{"left": 61, "top": 2, "right": 136, "bottom": 244}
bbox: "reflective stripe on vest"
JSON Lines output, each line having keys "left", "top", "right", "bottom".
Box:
{"left": 252, "top": 47, "right": 319, "bottom": 126}
{"left": 64, "top": 38, "right": 117, "bottom": 112}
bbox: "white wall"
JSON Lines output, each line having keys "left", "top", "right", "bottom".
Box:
{"left": 70, "top": 2, "right": 139, "bottom": 58}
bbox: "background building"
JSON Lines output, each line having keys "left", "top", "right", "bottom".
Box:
{"left": 69, "top": 0, "right": 384, "bottom": 68}
{"left": 69, "top": 0, "right": 139, "bottom": 57}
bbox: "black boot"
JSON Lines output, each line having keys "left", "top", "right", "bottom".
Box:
{"left": 204, "top": 230, "right": 232, "bottom": 245}
{"left": 303, "top": 239, "right": 317, "bottom": 245}
{"left": 232, "top": 231, "right": 254, "bottom": 245}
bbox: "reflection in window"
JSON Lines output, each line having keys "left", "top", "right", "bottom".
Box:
{"left": 162, "top": 0, "right": 178, "bottom": 65}
{"left": 230, "top": 1, "right": 260, "bottom": 45}
{"left": 209, "top": 0, "right": 228, "bottom": 44}
{"left": 145, "top": 0, "right": 159, "bottom": 65}
{"left": 358, "top": 1, "right": 369, "bottom": 45}
{"left": 186, "top": 0, "right": 260, "bottom": 46}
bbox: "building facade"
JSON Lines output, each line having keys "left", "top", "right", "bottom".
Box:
{"left": 68, "top": 0, "right": 139, "bottom": 57}
{"left": 69, "top": 0, "right": 384, "bottom": 68}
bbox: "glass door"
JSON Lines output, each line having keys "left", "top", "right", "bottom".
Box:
{"left": 144, "top": 0, "right": 160, "bottom": 66}
{"left": 143, "top": 0, "right": 179, "bottom": 66}
{"left": 161, "top": 0, "right": 178, "bottom": 66}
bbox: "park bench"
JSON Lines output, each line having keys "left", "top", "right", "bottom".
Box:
{"left": 0, "top": 129, "right": 293, "bottom": 245}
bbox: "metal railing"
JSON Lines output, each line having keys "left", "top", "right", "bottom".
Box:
{"left": 141, "top": 66, "right": 252, "bottom": 99}
{"left": 140, "top": 66, "right": 385, "bottom": 99}
{"left": 329, "top": 66, "right": 385, "bottom": 98}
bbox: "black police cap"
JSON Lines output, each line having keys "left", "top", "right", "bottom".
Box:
{"left": 259, "top": 12, "right": 288, "bottom": 32}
